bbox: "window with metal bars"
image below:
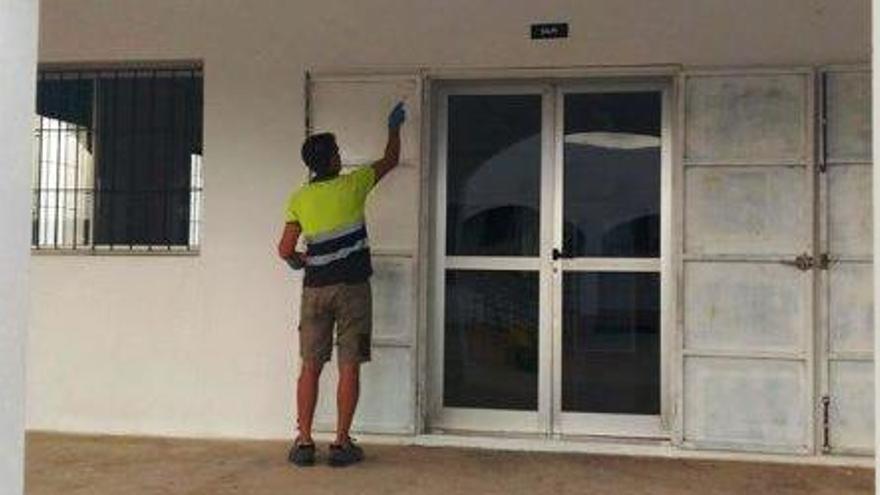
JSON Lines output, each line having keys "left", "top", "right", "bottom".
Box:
{"left": 33, "top": 65, "right": 203, "bottom": 252}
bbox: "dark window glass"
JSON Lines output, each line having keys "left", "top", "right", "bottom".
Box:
{"left": 563, "top": 92, "right": 661, "bottom": 258}
{"left": 444, "top": 270, "right": 539, "bottom": 410}
{"left": 94, "top": 74, "right": 202, "bottom": 246}
{"left": 446, "top": 94, "right": 541, "bottom": 256}
{"left": 33, "top": 68, "right": 203, "bottom": 250}
{"left": 562, "top": 272, "right": 660, "bottom": 414}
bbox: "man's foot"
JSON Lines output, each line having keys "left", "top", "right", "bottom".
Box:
{"left": 328, "top": 438, "right": 364, "bottom": 467}
{"left": 288, "top": 438, "right": 316, "bottom": 467}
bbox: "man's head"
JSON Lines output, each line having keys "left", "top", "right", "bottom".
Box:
{"left": 301, "top": 132, "right": 341, "bottom": 180}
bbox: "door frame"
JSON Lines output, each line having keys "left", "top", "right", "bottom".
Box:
{"left": 427, "top": 77, "right": 676, "bottom": 438}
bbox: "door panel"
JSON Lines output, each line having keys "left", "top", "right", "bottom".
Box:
{"left": 685, "top": 75, "right": 806, "bottom": 162}
{"left": 562, "top": 92, "right": 661, "bottom": 258}
{"left": 315, "top": 346, "right": 415, "bottom": 434}
{"left": 444, "top": 270, "right": 539, "bottom": 410}
{"left": 681, "top": 72, "right": 813, "bottom": 453}
{"left": 433, "top": 86, "right": 549, "bottom": 433}
{"left": 684, "top": 357, "right": 809, "bottom": 450}
{"left": 828, "top": 166, "right": 872, "bottom": 257}
{"left": 822, "top": 69, "right": 873, "bottom": 455}
{"left": 685, "top": 167, "right": 808, "bottom": 256}
{"left": 828, "top": 361, "right": 874, "bottom": 453}
{"left": 371, "top": 256, "right": 416, "bottom": 342}
{"left": 311, "top": 78, "right": 420, "bottom": 166}
{"left": 829, "top": 263, "right": 873, "bottom": 354}
{"left": 310, "top": 76, "right": 422, "bottom": 253}
{"left": 825, "top": 71, "right": 872, "bottom": 162}
{"left": 445, "top": 94, "right": 543, "bottom": 257}
{"left": 561, "top": 272, "right": 660, "bottom": 415}
{"left": 684, "top": 263, "right": 808, "bottom": 353}
{"left": 554, "top": 86, "right": 665, "bottom": 436}
{"left": 307, "top": 73, "right": 422, "bottom": 434}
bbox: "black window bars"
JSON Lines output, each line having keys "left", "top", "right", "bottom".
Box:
{"left": 33, "top": 65, "right": 203, "bottom": 252}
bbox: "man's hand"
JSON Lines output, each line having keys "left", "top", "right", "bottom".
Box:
{"left": 284, "top": 252, "right": 307, "bottom": 271}
{"left": 388, "top": 102, "right": 406, "bottom": 130}
{"left": 373, "top": 102, "right": 405, "bottom": 182}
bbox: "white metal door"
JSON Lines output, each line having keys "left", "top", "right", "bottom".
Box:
{"left": 306, "top": 73, "right": 423, "bottom": 434}
{"left": 680, "top": 70, "right": 816, "bottom": 454}
{"left": 819, "top": 67, "right": 874, "bottom": 455}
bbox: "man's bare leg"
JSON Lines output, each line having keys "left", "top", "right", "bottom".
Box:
{"left": 296, "top": 361, "right": 323, "bottom": 444}
{"left": 335, "top": 362, "right": 360, "bottom": 444}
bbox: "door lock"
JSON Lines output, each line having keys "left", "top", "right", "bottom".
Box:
{"left": 780, "top": 253, "right": 814, "bottom": 271}
{"left": 816, "top": 253, "right": 834, "bottom": 270}
{"left": 779, "top": 253, "right": 835, "bottom": 271}
{"left": 551, "top": 248, "right": 569, "bottom": 261}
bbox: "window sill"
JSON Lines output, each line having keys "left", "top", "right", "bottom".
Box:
{"left": 31, "top": 246, "right": 201, "bottom": 257}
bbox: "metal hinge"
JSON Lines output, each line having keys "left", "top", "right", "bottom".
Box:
{"left": 818, "top": 72, "right": 828, "bottom": 174}
{"left": 821, "top": 395, "right": 831, "bottom": 453}
{"left": 818, "top": 117, "right": 828, "bottom": 174}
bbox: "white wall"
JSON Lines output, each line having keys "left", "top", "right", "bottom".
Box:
{"left": 31, "top": 0, "right": 871, "bottom": 440}
{"left": 1, "top": 1, "right": 38, "bottom": 493}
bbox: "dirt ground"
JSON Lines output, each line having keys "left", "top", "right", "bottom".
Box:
{"left": 26, "top": 433, "right": 873, "bottom": 495}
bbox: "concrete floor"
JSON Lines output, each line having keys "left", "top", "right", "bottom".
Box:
{"left": 26, "top": 433, "right": 873, "bottom": 495}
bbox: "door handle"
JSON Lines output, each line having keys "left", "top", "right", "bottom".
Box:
{"left": 552, "top": 248, "right": 568, "bottom": 261}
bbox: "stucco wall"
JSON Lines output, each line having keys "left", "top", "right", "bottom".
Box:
{"left": 30, "top": 0, "right": 871, "bottom": 440}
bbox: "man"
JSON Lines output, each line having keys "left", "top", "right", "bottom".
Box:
{"left": 277, "top": 102, "right": 406, "bottom": 467}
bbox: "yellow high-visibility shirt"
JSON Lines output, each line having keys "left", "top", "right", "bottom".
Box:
{"left": 284, "top": 166, "right": 377, "bottom": 286}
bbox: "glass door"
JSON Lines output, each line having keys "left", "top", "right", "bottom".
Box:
{"left": 431, "top": 81, "right": 669, "bottom": 438}
{"left": 431, "top": 84, "right": 555, "bottom": 433}
{"left": 552, "top": 84, "right": 668, "bottom": 437}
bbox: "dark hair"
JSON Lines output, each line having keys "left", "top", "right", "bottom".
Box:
{"left": 301, "top": 133, "right": 338, "bottom": 178}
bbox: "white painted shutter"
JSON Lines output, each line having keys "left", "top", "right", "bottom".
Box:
{"left": 306, "top": 72, "right": 424, "bottom": 434}
{"left": 680, "top": 70, "right": 815, "bottom": 453}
